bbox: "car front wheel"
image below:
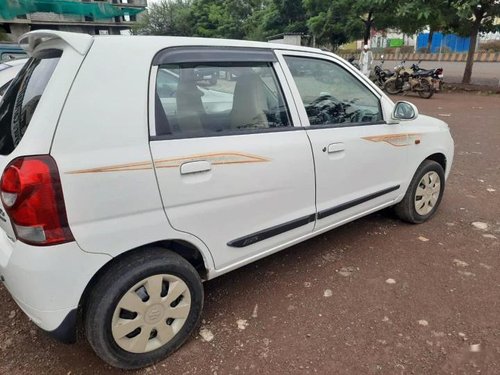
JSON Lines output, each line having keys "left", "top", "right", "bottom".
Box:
{"left": 84, "top": 249, "right": 204, "bottom": 369}
{"left": 395, "top": 160, "right": 445, "bottom": 223}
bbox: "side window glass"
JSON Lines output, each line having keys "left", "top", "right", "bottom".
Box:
{"left": 284, "top": 56, "right": 382, "bottom": 127}
{"left": 154, "top": 62, "right": 291, "bottom": 138}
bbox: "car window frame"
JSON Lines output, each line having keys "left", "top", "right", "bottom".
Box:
{"left": 275, "top": 50, "right": 387, "bottom": 129}
{"left": 148, "top": 47, "right": 303, "bottom": 141}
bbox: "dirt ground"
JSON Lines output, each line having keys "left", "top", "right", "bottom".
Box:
{"left": 1, "top": 92, "right": 499, "bottom": 374}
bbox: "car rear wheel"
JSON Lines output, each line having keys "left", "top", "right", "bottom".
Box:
{"left": 394, "top": 160, "right": 445, "bottom": 223}
{"left": 84, "top": 249, "right": 203, "bottom": 369}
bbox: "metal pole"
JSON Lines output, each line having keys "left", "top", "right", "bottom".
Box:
{"left": 438, "top": 34, "right": 443, "bottom": 61}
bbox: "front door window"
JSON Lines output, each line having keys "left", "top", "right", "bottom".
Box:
{"left": 283, "top": 56, "right": 382, "bottom": 126}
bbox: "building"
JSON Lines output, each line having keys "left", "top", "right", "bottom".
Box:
{"left": 0, "top": 0, "right": 147, "bottom": 42}
{"left": 267, "top": 33, "right": 310, "bottom": 47}
{"left": 369, "top": 30, "right": 416, "bottom": 50}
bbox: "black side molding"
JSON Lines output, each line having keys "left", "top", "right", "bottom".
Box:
{"left": 228, "top": 185, "right": 400, "bottom": 248}
{"left": 317, "top": 185, "right": 400, "bottom": 220}
{"left": 227, "top": 214, "right": 316, "bottom": 248}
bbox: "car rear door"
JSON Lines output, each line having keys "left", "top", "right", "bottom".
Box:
{"left": 276, "top": 50, "right": 409, "bottom": 232}
{"left": 149, "top": 47, "right": 316, "bottom": 272}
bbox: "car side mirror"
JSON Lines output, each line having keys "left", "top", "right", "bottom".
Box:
{"left": 392, "top": 101, "right": 419, "bottom": 121}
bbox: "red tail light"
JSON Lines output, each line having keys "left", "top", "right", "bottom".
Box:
{"left": 0, "top": 155, "right": 74, "bottom": 246}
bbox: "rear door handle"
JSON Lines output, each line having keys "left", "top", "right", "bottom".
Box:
{"left": 180, "top": 160, "right": 211, "bottom": 175}
{"left": 327, "top": 143, "right": 345, "bottom": 153}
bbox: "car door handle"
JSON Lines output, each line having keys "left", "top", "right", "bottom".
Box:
{"left": 180, "top": 160, "right": 211, "bottom": 175}
{"left": 327, "top": 143, "right": 345, "bottom": 153}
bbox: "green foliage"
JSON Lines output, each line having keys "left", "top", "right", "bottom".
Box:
{"left": 395, "top": 0, "right": 451, "bottom": 34}
{"left": 305, "top": 0, "right": 353, "bottom": 48}
{"left": 132, "top": 0, "right": 193, "bottom": 36}
{"left": 190, "top": 0, "right": 250, "bottom": 39}
{"left": 447, "top": 0, "right": 500, "bottom": 36}
{"left": 132, "top": 0, "right": 500, "bottom": 59}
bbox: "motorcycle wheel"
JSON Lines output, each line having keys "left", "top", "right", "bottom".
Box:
{"left": 384, "top": 79, "right": 401, "bottom": 95}
{"left": 418, "top": 80, "right": 434, "bottom": 99}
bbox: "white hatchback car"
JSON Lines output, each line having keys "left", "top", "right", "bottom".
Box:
{"left": 0, "top": 31, "right": 454, "bottom": 369}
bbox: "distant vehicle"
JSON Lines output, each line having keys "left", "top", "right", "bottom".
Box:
{"left": 194, "top": 67, "right": 219, "bottom": 85}
{"left": 371, "top": 56, "right": 394, "bottom": 88}
{"left": 0, "top": 58, "right": 28, "bottom": 98}
{"left": 0, "top": 43, "right": 28, "bottom": 62}
{"left": 384, "top": 60, "right": 434, "bottom": 99}
{"left": 410, "top": 61, "right": 444, "bottom": 92}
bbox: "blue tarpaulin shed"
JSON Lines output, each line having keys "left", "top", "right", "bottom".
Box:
{"left": 416, "top": 32, "right": 470, "bottom": 53}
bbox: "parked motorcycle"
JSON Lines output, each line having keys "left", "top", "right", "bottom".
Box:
{"left": 371, "top": 56, "right": 394, "bottom": 88}
{"left": 384, "top": 61, "right": 434, "bottom": 99}
{"left": 410, "top": 61, "right": 444, "bottom": 92}
{"left": 347, "top": 56, "right": 360, "bottom": 70}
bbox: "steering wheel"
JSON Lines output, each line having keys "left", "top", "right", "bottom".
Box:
{"left": 307, "top": 94, "right": 367, "bottom": 125}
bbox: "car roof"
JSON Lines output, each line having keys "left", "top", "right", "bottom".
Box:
{"left": 94, "top": 35, "right": 323, "bottom": 54}
{"left": 20, "top": 30, "right": 326, "bottom": 56}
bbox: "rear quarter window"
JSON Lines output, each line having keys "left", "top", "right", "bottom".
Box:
{"left": 0, "top": 49, "right": 61, "bottom": 155}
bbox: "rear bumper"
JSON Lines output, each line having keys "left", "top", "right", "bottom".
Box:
{"left": 0, "top": 231, "right": 111, "bottom": 340}
{"left": 7, "top": 291, "right": 78, "bottom": 343}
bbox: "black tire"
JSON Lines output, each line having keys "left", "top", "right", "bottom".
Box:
{"left": 417, "top": 79, "right": 434, "bottom": 99}
{"left": 384, "top": 78, "right": 401, "bottom": 94}
{"left": 394, "top": 160, "right": 445, "bottom": 224}
{"left": 84, "top": 249, "right": 204, "bottom": 369}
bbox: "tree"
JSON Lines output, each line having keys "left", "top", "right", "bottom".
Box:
{"left": 447, "top": 0, "right": 500, "bottom": 83}
{"left": 351, "top": 0, "right": 397, "bottom": 45}
{"left": 304, "top": 0, "right": 363, "bottom": 49}
{"left": 395, "top": 0, "right": 453, "bottom": 52}
{"left": 304, "top": 0, "right": 362, "bottom": 50}
{"left": 190, "top": 0, "right": 261, "bottom": 39}
{"left": 132, "top": 0, "right": 193, "bottom": 36}
{"left": 304, "top": 0, "right": 399, "bottom": 50}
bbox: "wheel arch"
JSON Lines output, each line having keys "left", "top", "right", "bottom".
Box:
{"left": 78, "top": 239, "right": 209, "bottom": 317}
{"left": 425, "top": 152, "right": 447, "bottom": 174}
{"left": 399, "top": 151, "right": 448, "bottom": 202}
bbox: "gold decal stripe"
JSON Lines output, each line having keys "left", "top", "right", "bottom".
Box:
{"left": 155, "top": 152, "right": 269, "bottom": 169}
{"left": 66, "top": 161, "right": 153, "bottom": 174}
{"left": 66, "top": 152, "right": 270, "bottom": 174}
{"left": 362, "top": 133, "right": 421, "bottom": 147}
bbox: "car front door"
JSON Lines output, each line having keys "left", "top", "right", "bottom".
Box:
{"left": 277, "top": 51, "right": 410, "bottom": 231}
{"left": 149, "top": 47, "right": 316, "bottom": 272}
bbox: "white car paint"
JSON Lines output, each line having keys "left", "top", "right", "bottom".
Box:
{"left": 0, "top": 31, "right": 454, "bottom": 342}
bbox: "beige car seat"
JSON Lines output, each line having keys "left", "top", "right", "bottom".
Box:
{"left": 176, "top": 69, "right": 205, "bottom": 134}
{"left": 230, "top": 72, "right": 268, "bottom": 129}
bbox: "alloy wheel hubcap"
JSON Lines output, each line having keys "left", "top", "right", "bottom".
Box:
{"left": 111, "top": 274, "right": 191, "bottom": 353}
{"left": 414, "top": 171, "right": 441, "bottom": 215}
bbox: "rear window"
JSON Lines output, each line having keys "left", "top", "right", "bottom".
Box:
{"left": 0, "top": 49, "right": 61, "bottom": 155}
